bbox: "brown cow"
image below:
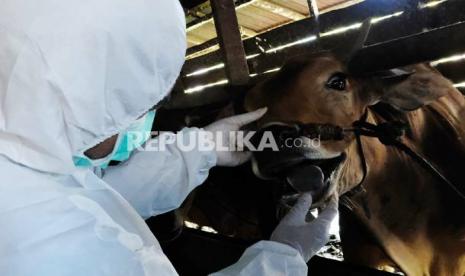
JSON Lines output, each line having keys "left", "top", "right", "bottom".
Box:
{"left": 244, "top": 53, "right": 465, "bottom": 276}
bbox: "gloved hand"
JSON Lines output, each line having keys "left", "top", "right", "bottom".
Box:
{"left": 204, "top": 107, "right": 267, "bottom": 167}
{"left": 270, "top": 193, "right": 338, "bottom": 262}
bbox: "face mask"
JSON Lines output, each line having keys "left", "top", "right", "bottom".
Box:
{"left": 73, "top": 111, "right": 156, "bottom": 169}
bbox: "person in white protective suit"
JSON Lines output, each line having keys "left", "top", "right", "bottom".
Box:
{"left": 0, "top": 0, "right": 338, "bottom": 275}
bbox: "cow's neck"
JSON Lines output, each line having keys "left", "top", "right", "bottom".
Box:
{"left": 340, "top": 90, "right": 465, "bottom": 275}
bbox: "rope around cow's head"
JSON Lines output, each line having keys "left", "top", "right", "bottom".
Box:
{"left": 343, "top": 109, "right": 465, "bottom": 205}
{"left": 254, "top": 108, "right": 465, "bottom": 211}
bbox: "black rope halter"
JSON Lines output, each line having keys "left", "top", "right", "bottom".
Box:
{"left": 343, "top": 109, "right": 465, "bottom": 204}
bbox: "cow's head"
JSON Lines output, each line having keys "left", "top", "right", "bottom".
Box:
{"left": 245, "top": 53, "right": 454, "bottom": 206}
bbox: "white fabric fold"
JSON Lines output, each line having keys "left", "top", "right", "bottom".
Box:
{"left": 102, "top": 127, "right": 217, "bottom": 218}
{"left": 0, "top": 0, "right": 187, "bottom": 275}
{"left": 0, "top": 0, "right": 186, "bottom": 174}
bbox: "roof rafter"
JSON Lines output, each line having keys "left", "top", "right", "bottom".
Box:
{"left": 250, "top": 0, "right": 306, "bottom": 21}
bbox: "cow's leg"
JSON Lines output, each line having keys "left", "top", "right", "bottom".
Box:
{"left": 339, "top": 205, "right": 399, "bottom": 273}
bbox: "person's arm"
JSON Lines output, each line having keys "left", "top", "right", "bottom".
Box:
{"left": 102, "top": 127, "right": 217, "bottom": 218}
{"left": 102, "top": 108, "right": 267, "bottom": 219}
{"left": 212, "top": 194, "right": 338, "bottom": 276}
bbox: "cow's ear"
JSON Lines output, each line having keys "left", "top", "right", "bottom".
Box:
{"left": 377, "top": 64, "right": 453, "bottom": 111}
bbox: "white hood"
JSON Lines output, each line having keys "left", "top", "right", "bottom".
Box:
{"left": 0, "top": 0, "right": 186, "bottom": 174}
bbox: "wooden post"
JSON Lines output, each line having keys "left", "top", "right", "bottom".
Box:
{"left": 307, "top": 0, "right": 319, "bottom": 18}
{"left": 307, "top": 0, "right": 320, "bottom": 38}
{"left": 210, "top": 0, "right": 250, "bottom": 85}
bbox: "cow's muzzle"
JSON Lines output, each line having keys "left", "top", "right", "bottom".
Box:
{"left": 249, "top": 122, "right": 347, "bottom": 204}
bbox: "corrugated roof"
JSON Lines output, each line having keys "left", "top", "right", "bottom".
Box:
{"left": 186, "top": 0, "right": 364, "bottom": 58}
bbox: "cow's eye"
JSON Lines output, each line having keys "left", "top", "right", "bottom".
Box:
{"left": 326, "top": 73, "right": 347, "bottom": 91}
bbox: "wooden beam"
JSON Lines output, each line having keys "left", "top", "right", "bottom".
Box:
{"left": 180, "top": 0, "right": 208, "bottom": 10}
{"left": 187, "top": 0, "right": 465, "bottom": 74}
{"left": 187, "top": 35, "right": 205, "bottom": 45}
{"left": 348, "top": 21, "right": 465, "bottom": 74}
{"left": 184, "top": 0, "right": 410, "bottom": 73}
{"left": 175, "top": 0, "right": 465, "bottom": 108}
{"left": 435, "top": 60, "right": 465, "bottom": 83}
{"left": 186, "top": 26, "right": 258, "bottom": 57}
{"left": 240, "top": 26, "right": 258, "bottom": 37}
{"left": 187, "top": 38, "right": 219, "bottom": 57}
{"left": 307, "top": 0, "right": 319, "bottom": 18}
{"left": 210, "top": 0, "right": 250, "bottom": 85}
{"left": 307, "top": 0, "right": 320, "bottom": 38}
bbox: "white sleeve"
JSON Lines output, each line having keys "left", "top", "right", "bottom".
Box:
{"left": 211, "top": 241, "right": 308, "bottom": 276}
{"left": 102, "top": 127, "right": 217, "bottom": 218}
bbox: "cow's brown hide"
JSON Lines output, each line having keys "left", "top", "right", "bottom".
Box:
{"left": 244, "top": 53, "right": 465, "bottom": 276}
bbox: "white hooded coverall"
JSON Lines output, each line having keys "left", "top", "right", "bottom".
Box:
{"left": 0, "top": 0, "right": 308, "bottom": 275}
